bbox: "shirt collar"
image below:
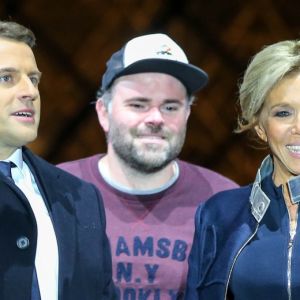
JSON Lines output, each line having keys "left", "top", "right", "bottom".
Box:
{"left": 98, "top": 159, "right": 180, "bottom": 195}
{"left": 4, "top": 148, "right": 23, "bottom": 171}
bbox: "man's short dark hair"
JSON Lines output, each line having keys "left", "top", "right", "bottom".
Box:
{"left": 0, "top": 20, "right": 36, "bottom": 48}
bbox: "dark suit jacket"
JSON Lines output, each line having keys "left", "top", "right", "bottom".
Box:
{"left": 0, "top": 147, "right": 116, "bottom": 300}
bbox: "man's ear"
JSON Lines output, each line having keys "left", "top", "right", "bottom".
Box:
{"left": 254, "top": 123, "right": 268, "bottom": 142}
{"left": 95, "top": 99, "right": 109, "bottom": 133}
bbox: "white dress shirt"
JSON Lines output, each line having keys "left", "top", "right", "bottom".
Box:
{"left": 5, "top": 149, "right": 58, "bottom": 300}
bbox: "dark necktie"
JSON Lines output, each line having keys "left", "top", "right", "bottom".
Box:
{"left": 0, "top": 161, "right": 41, "bottom": 300}
{"left": 0, "top": 161, "right": 13, "bottom": 180}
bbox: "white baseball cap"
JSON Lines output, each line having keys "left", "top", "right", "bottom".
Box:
{"left": 99, "top": 33, "right": 208, "bottom": 95}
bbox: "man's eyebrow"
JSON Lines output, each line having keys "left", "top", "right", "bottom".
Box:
{"left": 29, "top": 71, "right": 42, "bottom": 78}
{"left": 164, "top": 99, "right": 184, "bottom": 103}
{"left": 0, "top": 67, "right": 18, "bottom": 73}
{"left": 0, "top": 68, "right": 42, "bottom": 78}
{"left": 125, "top": 97, "right": 151, "bottom": 102}
{"left": 125, "top": 97, "right": 184, "bottom": 103}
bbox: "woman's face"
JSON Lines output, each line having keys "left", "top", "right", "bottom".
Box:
{"left": 255, "top": 72, "right": 300, "bottom": 186}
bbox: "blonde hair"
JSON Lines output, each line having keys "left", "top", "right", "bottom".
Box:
{"left": 237, "top": 39, "right": 300, "bottom": 132}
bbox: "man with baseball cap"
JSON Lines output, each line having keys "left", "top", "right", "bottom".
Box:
{"left": 58, "top": 33, "right": 237, "bottom": 299}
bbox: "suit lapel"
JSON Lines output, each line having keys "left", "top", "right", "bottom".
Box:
{"left": 0, "top": 169, "right": 35, "bottom": 214}
{"left": 22, "top": 148, "right": 77, "bottom": 299}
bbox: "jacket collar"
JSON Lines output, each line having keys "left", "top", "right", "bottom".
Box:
{"left": 287, "top": 175, "right": 300, "bottom": 204}
{"left": 250, "top": 155, "right": 300, "bottom": 222}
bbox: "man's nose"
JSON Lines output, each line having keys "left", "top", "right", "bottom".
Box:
{"left": 144, "top": 107, "right": 164, "bottom": 125}
{"left": 17, "top": 76, "right": 39, "bottom": 101}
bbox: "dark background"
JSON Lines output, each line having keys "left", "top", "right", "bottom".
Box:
{"left": 1, "top": 0, "right": 300, "bottom": 185}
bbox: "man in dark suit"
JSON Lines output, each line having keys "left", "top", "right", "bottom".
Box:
{"left": 0, "top": 20, "right": 116, "bottom": 299}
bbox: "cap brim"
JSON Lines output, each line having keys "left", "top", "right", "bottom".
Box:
{"left": 115, "top": 59, "right": 208, "bottom": 94}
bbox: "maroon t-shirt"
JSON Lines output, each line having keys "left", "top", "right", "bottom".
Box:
{"left": 58, "top": 155, "right": 238, "bottom": 299}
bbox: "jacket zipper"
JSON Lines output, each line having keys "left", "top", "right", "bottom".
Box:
{"left": 224, "top": 222, "right": 259, "bottom": 300}
{"left": 287, "top": 210, "right": 298, "bottom": 300}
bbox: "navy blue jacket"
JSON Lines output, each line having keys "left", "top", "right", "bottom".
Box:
{"left": 0, "top": 147, "right": 116, "bottom": 300}
{"left": 185, "top": 155, "right": 300, "bottom": 299}
{"left": 185, "top": 184, "right": 256, "bottom": 299}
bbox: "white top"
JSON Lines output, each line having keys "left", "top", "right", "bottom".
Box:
{"left": 98, "top": 159, "right": 179, "bottom": 195}
{"left": 6, "top": 149, "right": 58, "bottom": 300}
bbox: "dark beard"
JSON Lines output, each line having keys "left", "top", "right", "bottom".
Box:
{"left": 109, "top": 124, "right": 186, "bottom": 174}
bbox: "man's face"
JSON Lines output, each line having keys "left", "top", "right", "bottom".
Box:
{"left": 98, "top": 72, "right": 190, "bottom": 173}
{"left": 0, "top": 38, "right": 41, "bottom": 159}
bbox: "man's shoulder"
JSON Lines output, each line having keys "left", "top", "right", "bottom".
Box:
{"left": 177, "top": 159, "right": 238, "bottom": 187}
{"left": 26, "top": 150, "right": 97, "bottom": 188}
{"left": 58, "top": 154, "right": 101, "bottom": 169}
{"left": 57, "top": 154, "right": 101, "bottom": 177}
